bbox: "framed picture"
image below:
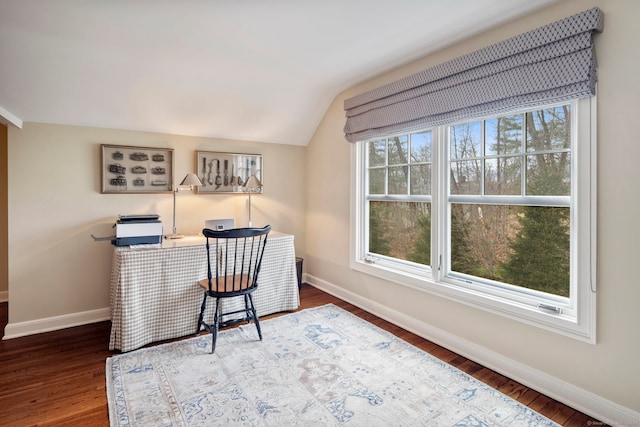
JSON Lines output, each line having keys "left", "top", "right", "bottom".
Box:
{"left": 101, "top": 144, "right": 174, "bottom": 193}
{"left": 195, "top": 151, "right": 262, "bottom": 193}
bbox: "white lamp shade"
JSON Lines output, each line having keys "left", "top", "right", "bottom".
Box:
{"left": 180, "top": 173, "right": 204, "bottom": 187}
{"left": 243, "top": 175, "right": 262, "bottom": 191}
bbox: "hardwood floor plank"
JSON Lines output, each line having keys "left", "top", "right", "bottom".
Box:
{"left": 495, "top": 378, "right": 530, "bottom": 401}
{"left": 0, "top": 284, "right": 606, "bottom": 426}
{"left": 455, "top": 359, "right": 484, "bottom": 377}
{"left": 565, "top": 411, "right": 600, "bottom": 427}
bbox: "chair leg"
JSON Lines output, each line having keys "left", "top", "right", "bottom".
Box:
{"left": 247, "top": 293, "right": 262, "bottom": 341}
{"left": 211, "top": 298, "right": 221, "bottom": 353}
{"left": 243, "top": 294, "right": 252, "bottom": 325}
{"left": 196, "top": 293, "right": 208, "bottom": 335}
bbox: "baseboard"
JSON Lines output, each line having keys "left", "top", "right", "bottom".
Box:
{"left": 0, "top": 291, "right": 7, "bottom": 303}
{"left": 305, "top": 274, "right": 639, "bottom": 426}
{"left": 3, "top": 307, "right": 110, "bottom": 340}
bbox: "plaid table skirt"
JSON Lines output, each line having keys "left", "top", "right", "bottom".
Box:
{"left": 109, "top": 233, "right": 299, "bottom": 352}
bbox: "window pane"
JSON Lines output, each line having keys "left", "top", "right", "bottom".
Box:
{"left": 526, "top": 105, "right": 571, "bottom": 152}
{"left": 388, "top": 135, "right": 408, "bottom": 165}
{"left": 410, "top": 164, "right": 431, "bottom": 195}
{"left": 485, "top": 115, "right": 522, "bottom": 156}
{"left": 410, "top": 131, "right": 431, "bottom": 163}
{"left": 526, "top": 152, "right": 571, "bottom": 196}
{"left": 451, "top": 203, "right": 569, "bottom": 297}
{"left": 450, "top": 122, "right": 482, "bottom": 159}
{"left": 450, "top": 204, "right": 515, "bottom": 280}
{"left": 484, "top": 157, "right": 521, "bottom": 195}
{"left": 369, "top": 201, "right": 431, "bottom": 266}
{"left": 369, "top": 168, "right": 385, "bottom": 194}
{"left": 388, "top": 166, "right": 408, "bottom": 195}
{"left": 450, "top": 160, "right": 481, "bottom": 195}
{"left": 369, "top": 139, "right": 386, "bottom": 167}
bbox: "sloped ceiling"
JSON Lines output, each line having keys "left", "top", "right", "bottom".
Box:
{"left": 0, "top": 0, "right": 559, "bottom": 146}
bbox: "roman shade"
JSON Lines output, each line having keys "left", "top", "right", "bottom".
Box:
{"left": 343, "top": 7, "right": 603, "bottom": 143}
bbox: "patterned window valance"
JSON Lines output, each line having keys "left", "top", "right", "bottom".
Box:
{"left": 343, "top": 7, "right": 603, "bottom": 143}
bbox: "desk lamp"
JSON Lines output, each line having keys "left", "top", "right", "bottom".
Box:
{"left": 243, "top": 175, "right": 262, "bottom": 227}
{"left": 169, "top": 173, "right": 203, "bottom": 239}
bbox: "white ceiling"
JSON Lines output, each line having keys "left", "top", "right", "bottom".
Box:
{"left": 0, "top": 0, "right": 559, "bottom": 146}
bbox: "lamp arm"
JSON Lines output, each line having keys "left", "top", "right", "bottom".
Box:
{"left": 172, "top": 188, "right": 178, "bottom": 235}
{"left": 248, "top": 191, "right": 252, "bottom": 227}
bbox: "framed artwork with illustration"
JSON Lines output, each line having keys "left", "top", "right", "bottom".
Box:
{"left": 195, "top": 151, "right": 262, "bottom": 194}
{"left": 101, "top": 144, "right": 174, "bottom": 193}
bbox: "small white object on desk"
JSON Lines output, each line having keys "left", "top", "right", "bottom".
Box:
{"left": 204, "top": 218, "right": 235, "bottom": 231}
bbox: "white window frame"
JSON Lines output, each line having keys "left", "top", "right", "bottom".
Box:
{"left": 350, "top": 97, "right": 597, "bottom": 343}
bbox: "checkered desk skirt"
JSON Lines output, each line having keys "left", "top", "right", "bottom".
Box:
{"left": 109, "top": 232, "right": 299, "bottom": 352}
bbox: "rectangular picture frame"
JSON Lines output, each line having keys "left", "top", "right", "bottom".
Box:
{"left": 195, "top": 151, "right": 262, "bottom": 194}
{"left": 101, "top": 144, "right": 174, "bottom": 194}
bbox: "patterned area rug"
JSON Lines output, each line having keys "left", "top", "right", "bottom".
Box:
{"left": 106, "top": 304, "right": 559, "bottom": 426}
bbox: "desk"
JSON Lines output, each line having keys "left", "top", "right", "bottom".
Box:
{"left": 109, "top": 232, "right": 299, "bottom": 352}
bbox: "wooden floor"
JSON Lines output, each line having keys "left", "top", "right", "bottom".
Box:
{"left": 0, "top": 284, "right": 605, "bottom": 426}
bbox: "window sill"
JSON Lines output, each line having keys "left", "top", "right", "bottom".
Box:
{"left": 350, "top": 259, "right": 595, "bottom": 344}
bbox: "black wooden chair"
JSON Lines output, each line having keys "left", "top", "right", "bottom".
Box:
{"left": 196, "top": 225, "right": 271, "bottom": 353}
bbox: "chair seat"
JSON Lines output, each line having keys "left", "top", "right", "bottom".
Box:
{"left": 198, "top": 274, "right": 253, "bottom": 293}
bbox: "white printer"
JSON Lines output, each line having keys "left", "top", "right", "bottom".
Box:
{"left": 204, "top": 218, "right": 235, "bottom": 231}
{"left": 113, "top": 214, "right": 163, "bottom": 246}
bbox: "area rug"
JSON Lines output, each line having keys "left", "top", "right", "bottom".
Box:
{"left": 106, "top": 304, "right": 559, "bottom": 426}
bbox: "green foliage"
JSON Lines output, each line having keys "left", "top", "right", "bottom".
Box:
{"left": 450, "top": 206, "right": 480, "bottom": 274}
{"left": 369, "top": 202, "right": 391, "bottom": 256}
{"left": 407, "top": 214, "right": 431, "bottom": 265}
{"left": 501, "top": 206, "right": 570, "bottom": 296}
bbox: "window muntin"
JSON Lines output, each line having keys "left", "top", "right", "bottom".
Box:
{"left": 354, "top": 99, "right": 595, "bottom": 342}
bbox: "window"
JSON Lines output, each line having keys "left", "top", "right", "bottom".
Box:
{"left": 365, "top": 132, "right": 432, "bottom": 274}
{"left": 352, "top": 99, "right": 596, "bottom": 342}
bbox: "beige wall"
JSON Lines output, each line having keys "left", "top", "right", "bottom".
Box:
{"left": 7, "top": 123, "right": 306, "bottom": 324}
{"left": 0, "top": 124, "right": 6, "bottom": 298}
{"left": 305, "top": 0, "right": 639, "bottom": 420}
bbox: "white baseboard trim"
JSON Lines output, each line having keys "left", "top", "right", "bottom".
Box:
{"left": 0, "top": 291, "right": 7, "bottom": 303}
{"left": 3, "top": 307, "right": 110, "bottom": 340}
{"left": 306, "top": 274, "right": 639, "bottom": 426}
